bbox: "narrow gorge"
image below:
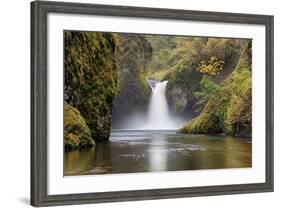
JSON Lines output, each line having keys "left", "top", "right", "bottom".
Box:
{"left": 64, "top": 31, "right": 252, "bottom": 175}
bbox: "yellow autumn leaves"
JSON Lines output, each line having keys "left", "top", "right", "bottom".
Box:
{"left": 197, "top": 56, "right": 224, "bottom": 76}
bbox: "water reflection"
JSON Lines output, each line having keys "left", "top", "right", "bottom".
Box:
{"left": 148, "top": 137, "right": 168, "bottom": 172}
{"left": 64, "top": 130, "right": 252, "bottom": 176}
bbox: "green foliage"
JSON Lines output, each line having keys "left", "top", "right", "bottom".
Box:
{"left": 112, "top": 34, "right": 153, "bottom": 122}
{"left": 178, "top": 101, "right": 222, "bottom": 134}
{"left": 194, "top": 75, "right": 222, "bottom": 112}
{"left": 144, "top": 35, "right": 243, "bottom": 115}
{"left": 147, "top": 69, "right": 172, "bottom": 81}
{"left": 64, "top": 102, "right": 95, "bottom": 151}
{"left": 63, "top": 30, "right": 252, "bottom": 138}
{"left": 225, "top": 52, "right": 252, "bottom": 134}
{"left": 145, "top": 35, "right": 177, "bottom": 70}
{"left": 179, "top": 41, "right": 252, "bottom": 136}
{"left": 64, "top": 31, "right": 119, "bottom": 141}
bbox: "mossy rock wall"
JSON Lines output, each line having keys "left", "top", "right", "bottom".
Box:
{"left": 163, "top": 38, "right": 242, "bottom": 117}
{"left": 179, "top": 41, "right": 252, "bottom": 136}
{"left": 64, "top": 31, "right": 119, "bottom": 141}
{"left": 111, "top": 34, "right": 152, "bottom": 128}
{"left": 64, "top": 102, "right": 95, "bottom": 150}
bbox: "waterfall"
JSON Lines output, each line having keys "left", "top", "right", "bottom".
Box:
{"left": 145, "top": 78, "right": 178, "bottom": 130}
{"left": 114, "top": 78, "right": 182, "bottom": 130}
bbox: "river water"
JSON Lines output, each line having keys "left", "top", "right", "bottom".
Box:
{"left": 64, "top": 130, "right": 251, "bottom": 176}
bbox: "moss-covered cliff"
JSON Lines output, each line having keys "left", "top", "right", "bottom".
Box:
{"left": 179, "top": 41, "right": 252, "bottom": 136}
{"left": 164, "top": 38, "right": 242, "bottom": 116}
{"left": 111, "top": 34, "right": 152, "bottom": 128}
{"left": 64, "top": 31, "right": 252, "bottom": 144}
{"left": 64, "top": 31, "right": 119, "bottom": 141}
{"left": 145, "top": 36, "right": 251, "bottom": 136}
{"left": 64, "top": 102, "right": 95, "bottom": 151}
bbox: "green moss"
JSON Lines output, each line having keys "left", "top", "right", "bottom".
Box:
{"left": 147, "top": 69, "right": 172, "bottom": 81}
{"left": 179, "top": 41, "right": 252, "bottom": 136}
{"left": 139, "top": 72, "right": 150, "bottom": 94}
{"left": 224, "top": 44, "right": 252, "bottom": 135}
{"left": 111, "top": 34, "right": 153, "bottom": 127}
{"left": 64, "top": 31, "right": 119, "bottom": 141}
{"left": 178, "top": 101, "right": 221, "bottom": 134}
{"left": 64, "top": 102, "right": 95, "bottom": 151}
{"left": 144, "top": 36, "right": 243, "bottom": 115}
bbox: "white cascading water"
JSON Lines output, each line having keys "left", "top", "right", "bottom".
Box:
{"left": 145, "top": 78, "right": 178, "bottom": 129}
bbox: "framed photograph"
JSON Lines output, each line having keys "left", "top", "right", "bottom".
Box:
{"left": 31, "top": 0, "right": 274, "bottom": 207}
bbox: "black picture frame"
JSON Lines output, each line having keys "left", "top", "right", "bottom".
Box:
{"left": 31, "top": 0, "right": 274, "bottom": 207}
